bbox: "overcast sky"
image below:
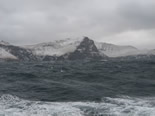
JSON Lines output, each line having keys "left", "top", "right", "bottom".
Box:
{"left": 0, "top": 0, "right": 155, "bottom": 49}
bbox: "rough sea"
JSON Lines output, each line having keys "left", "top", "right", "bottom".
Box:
{"left": 0, "top": 59, "right": 155, "bottom": 116}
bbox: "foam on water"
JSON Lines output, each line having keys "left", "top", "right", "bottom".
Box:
{"left": 0, "top": 94, "right": 155, "bottom": 116}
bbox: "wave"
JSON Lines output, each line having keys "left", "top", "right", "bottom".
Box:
{"left": 0, "top": 94, "right": 155, "bottom": 116}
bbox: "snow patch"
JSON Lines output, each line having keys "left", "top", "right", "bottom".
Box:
{"left": 0, "top": 48, "right": 17, "bottom": 59}
{"left": 95, "top": 42, "right": 139, "bottom": 57}
{"left": 25, "top": 38, "right": 83, "bottom": 56}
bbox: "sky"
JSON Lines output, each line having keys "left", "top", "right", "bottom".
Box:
{"left": 0, "top": 0, "right": 155, "bottom": 49}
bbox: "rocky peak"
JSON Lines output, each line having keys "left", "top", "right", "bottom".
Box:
{"left": 60, "top": 37, "right": 107, "bottom": 60}
{"left": 76, "top": 37, "right": 99, "bottom": 53}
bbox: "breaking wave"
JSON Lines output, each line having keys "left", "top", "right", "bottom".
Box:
{"left": 0, "top": 94, "right": 155, "bottom": 116}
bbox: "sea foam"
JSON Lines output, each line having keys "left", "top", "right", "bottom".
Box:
{"left": 0, "top": 94, "right": 155, "bottom": 116}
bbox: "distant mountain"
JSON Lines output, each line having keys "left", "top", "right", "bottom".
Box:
{"left": 0, "top": 37, "right": 155, "bottom": 61}
{"left": 95, "top": 42, "right": 138, "bottom": 57}
{"left": 25, "top": 38, "right": 82, "bottom": 58}
{"left": 0, "top": 41, "right": 37, "bottom": 61}
{"left": 58, "top": 37, "right": 107, "bottom": 60}
{"left": 0, "top": 47, "right": 17, "bottom": 60}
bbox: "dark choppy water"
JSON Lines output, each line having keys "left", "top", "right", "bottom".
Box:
{"left": 0, "top": 60, "right": 155, "bottom": 116}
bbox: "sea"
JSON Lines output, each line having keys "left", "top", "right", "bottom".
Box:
{"left": 0, "top": 59, "right": 155, "bottom": 116}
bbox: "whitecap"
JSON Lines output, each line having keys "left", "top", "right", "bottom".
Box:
{"left": 0, "top": 94, "right": 155, "bottom": 116}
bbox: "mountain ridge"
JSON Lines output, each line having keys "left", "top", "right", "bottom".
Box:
{"left": 0, "top": 37, "right": 154, "bottom": 61}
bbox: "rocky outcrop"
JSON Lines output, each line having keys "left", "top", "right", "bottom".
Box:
{"left": 59, "top": 37, "right": 107, "bottom": 60}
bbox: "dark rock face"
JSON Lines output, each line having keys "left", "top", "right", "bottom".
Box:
{"left": 42, "top": 55, "right": 57, "bottom": 61}
{"left": 0, "top": 44, "right": 37, "bottom": 61}
{"left": 61, "top": 37, "right": 107, "bottom": 60}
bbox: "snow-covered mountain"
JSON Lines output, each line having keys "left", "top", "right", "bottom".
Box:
{"left": 0, "top": 37, "right": 155, "bottom": 61}
{"left": 25, "top": 37, "right": 139, "bottom": 58}
{"left": 95, "top": 42, "right": 139, "bottom": 57}
{"left": 25, "top": 38, "right": 83, "bottom": 57}
{"left": 0, "top": 41, "right": 17, "bottom": 60}
{"left": 25, "top": 37, "right": 143, "bottom": 58}
{"left": 0, "top": 41, "right": 37, "bottom": 61}
{"left": 25, "top": 37, "right": 107, "bottom": 60}
{"left": 58, "top": 37, "right": 107, "bottom": 60}
{"left": 0, "top": 47, "right": 17, "bottom": 60}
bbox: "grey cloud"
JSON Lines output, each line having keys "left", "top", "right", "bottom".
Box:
{"left": 0, "top": 0, "right": 155, "bottom": 49}
{"left": 118, "top": 0, "right": 155, "bottom": 30}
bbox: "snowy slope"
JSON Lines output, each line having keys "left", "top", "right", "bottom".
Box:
{"left": 25, "top": 37, "right": 155, "bottom": 58}
{"left": 25, "top": 38, "right": 83, "bottom": 56}
{"left": 95, "top": 42, "right": 139, "bottom": 57}
{"left": 0, "top": 38, "right": 155, "bottom": 60}
{"left": 0, "top": 41, "right": 17, "bottom": 59}
{"left": 0, "top": 48, "right": 17, "bottom": 59}
{"left": 0, "top": 40, "right": 36, "bottom": 61}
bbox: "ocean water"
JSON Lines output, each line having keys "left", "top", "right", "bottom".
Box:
{"left": 0, "top": 59, "right": 155, "bottom": 116}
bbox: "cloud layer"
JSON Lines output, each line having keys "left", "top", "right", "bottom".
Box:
{"left": 0, "top": 0, "right": 155, "bottom": 49}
